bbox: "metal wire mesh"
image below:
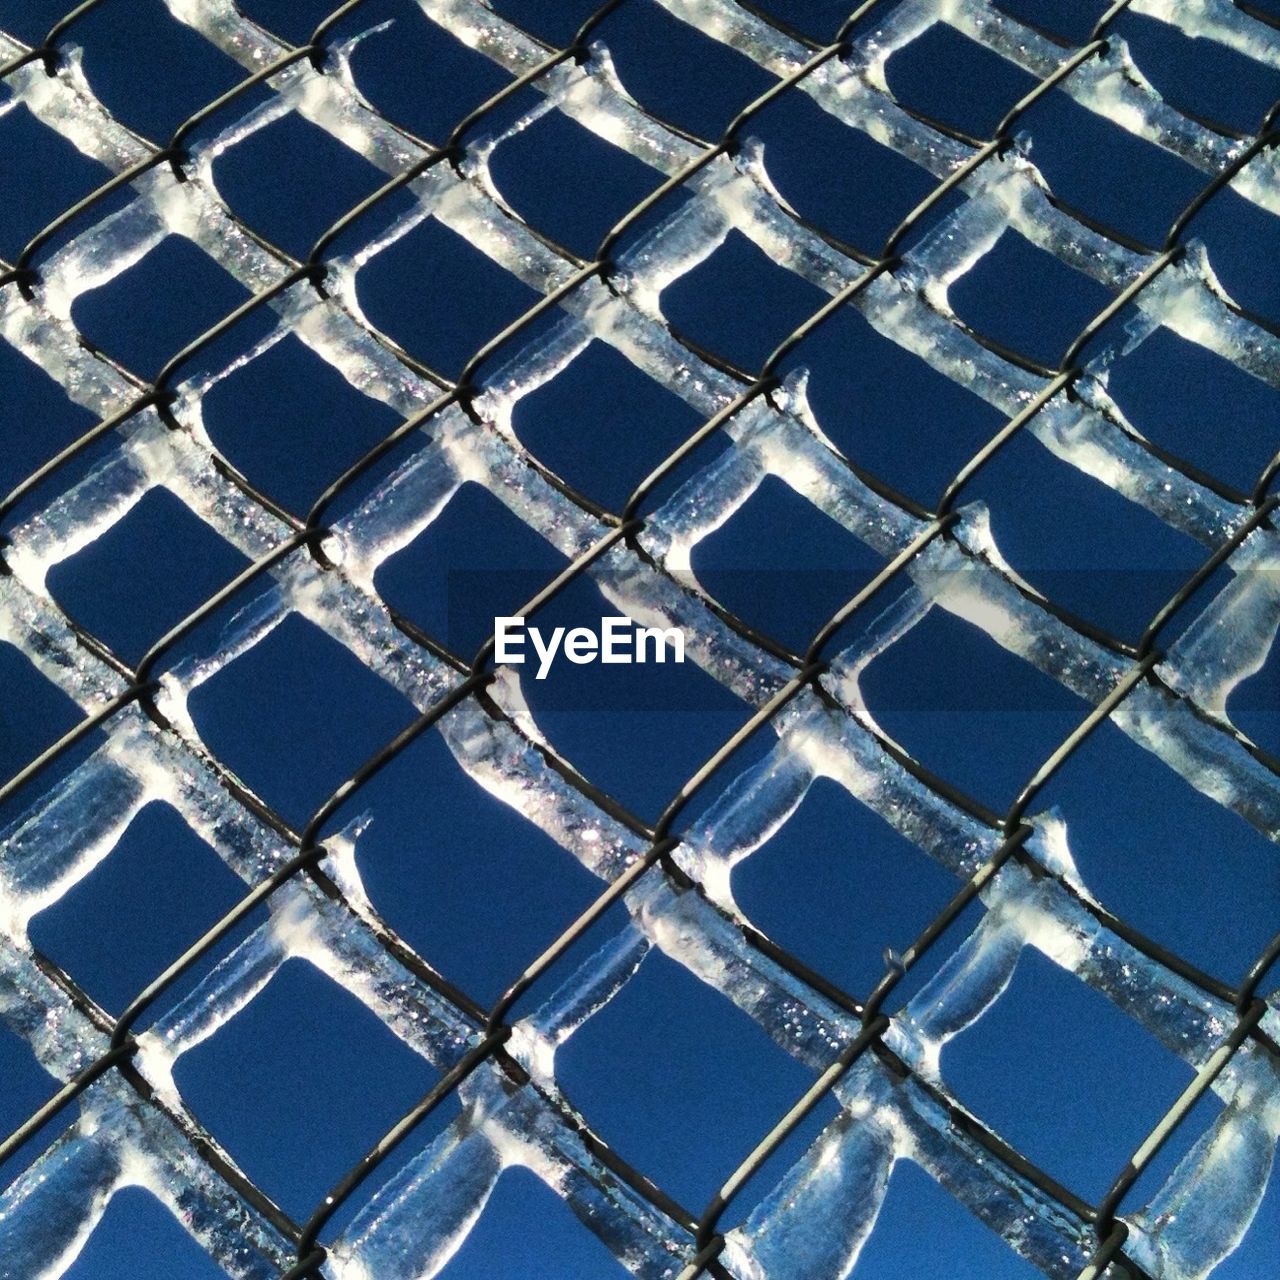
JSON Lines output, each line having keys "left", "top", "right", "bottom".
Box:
{"left": 0, "top": 0, "right": 1278, "bottom": 1277}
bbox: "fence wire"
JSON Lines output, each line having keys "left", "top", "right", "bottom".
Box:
{"left": 0, "top": 0, "right": 1277, "bottom": 1277}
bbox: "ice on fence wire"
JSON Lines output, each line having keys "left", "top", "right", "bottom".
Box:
{"left": 0, "top": 0, "right": 1278, "bottom": 1277}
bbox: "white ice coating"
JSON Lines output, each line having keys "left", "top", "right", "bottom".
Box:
{"left": 0, "top": 0, "right": 1277, "bottom": 1278}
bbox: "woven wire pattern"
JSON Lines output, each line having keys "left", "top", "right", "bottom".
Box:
{"left": 0, "top": 0, "right": 1278, "bottom": 1277}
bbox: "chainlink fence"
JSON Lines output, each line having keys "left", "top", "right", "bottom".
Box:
{"left": 0, "top": 0, "right": 1278, "bottom": 1277}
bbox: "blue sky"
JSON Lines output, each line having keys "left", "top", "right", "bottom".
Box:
{"left": 0, "top": 2, "right": 1278, "bottom": 1279}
